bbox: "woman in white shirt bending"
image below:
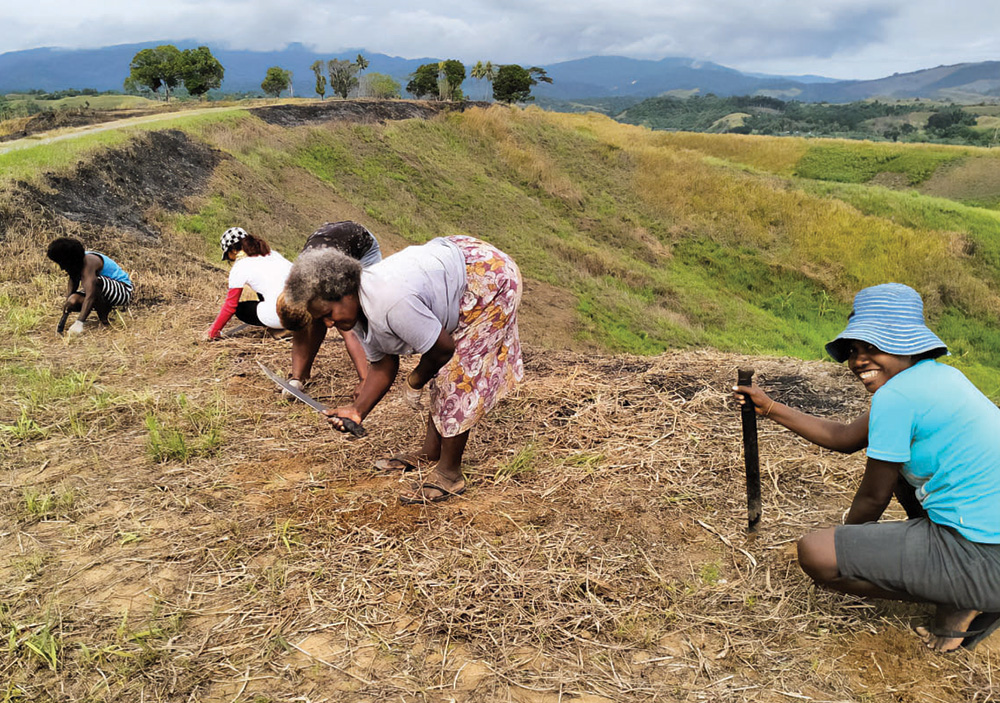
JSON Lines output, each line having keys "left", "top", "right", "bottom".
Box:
{"left": 204, "top": 227, "right": 293, "bottom": 340}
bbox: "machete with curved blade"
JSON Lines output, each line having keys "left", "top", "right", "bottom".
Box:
{"left": 257, "top": 361, "right": 366, "bottom": 437}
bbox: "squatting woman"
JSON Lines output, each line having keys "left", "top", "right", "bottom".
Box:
{"left": 205, "top": 227, "right": 292, "bottom": 340}
{"left": 735, "top": 283, "right": 1000, "bottom": 651}
{"left": 47, "top": 237, "right": 133, "bottom": 336}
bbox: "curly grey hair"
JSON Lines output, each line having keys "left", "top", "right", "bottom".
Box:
{"left": 282, "top": 248, "right": 362, "bottom": 311}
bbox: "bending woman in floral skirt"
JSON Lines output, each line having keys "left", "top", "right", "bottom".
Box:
{"left": 279, "top": 235, "right": 523, "bottom": 504}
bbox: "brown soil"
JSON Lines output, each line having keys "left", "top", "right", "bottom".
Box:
{"left": 1, "top": 105, "right": 996, "bottom": 702}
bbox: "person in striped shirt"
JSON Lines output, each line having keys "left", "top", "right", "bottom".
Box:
{"left": 47, "top": 237, "right": 133, "bottom": 336}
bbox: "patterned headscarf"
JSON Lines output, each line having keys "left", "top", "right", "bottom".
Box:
{"left": 220, "top": 227, "right": 249, "bottom": 261}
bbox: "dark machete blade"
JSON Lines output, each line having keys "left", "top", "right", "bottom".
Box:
{"left": 256, "top": 361, "right": 366, "bottom": 437}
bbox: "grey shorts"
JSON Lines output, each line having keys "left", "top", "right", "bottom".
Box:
{"left": 835, "top": 518, "right": 1000, "bottom": 610}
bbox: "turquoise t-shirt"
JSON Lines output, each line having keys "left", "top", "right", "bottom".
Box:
{"left": 867, "top": 359, "right": 1000, "bottom": 543}
{"left": 87, "top": 251, "right": 132, "bottom": 287}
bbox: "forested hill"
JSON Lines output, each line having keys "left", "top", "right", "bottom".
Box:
{"left": 614, "top": 94, "right": 1000, "bottom": 146}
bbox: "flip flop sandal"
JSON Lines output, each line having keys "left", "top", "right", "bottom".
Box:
{"left": 373, "top": 455, "right": 427, "bottom": 472}
{"left": 399, "top": 479, "right": 466, "bottom": 505}
{"left": 962, "top": 611, "right": 1000, "bottom": 650}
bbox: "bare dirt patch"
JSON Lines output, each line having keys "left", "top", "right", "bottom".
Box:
{"left": 250, "top": 99, "right": 488, "bottom": 128}
{"left": 22, "top": 129, "right": 223, "bottom": 237}
{"left": 869, "top": 171, "right": 911, "bottom": 189}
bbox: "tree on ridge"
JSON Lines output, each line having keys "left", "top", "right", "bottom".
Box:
{"left": 328, "top": 59, "right": 359, "bottom": 99}
{"left": 311, "top": 60, "right": 327, "bottom": 100}
{"left": 261, "top": 66, "right": 293, "bottom": 98}
{"left": 471, "top": 61, "right": 498, "bottom": 101}
{"left": 124, "top": 45, "right": 184, "bottom": 101}
{"left": 181, "top": 46, "right": 224, "bottom": 98}
{"left": 124, "top": 44, "right": 225, "bottom": 101}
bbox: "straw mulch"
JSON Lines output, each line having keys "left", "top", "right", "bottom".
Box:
{"left": 1, "top": 326, "right": 996, "bottom": 702}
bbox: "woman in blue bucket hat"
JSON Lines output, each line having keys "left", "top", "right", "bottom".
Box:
{"left": 735, "top": 283, "right": 1000, "bottom": 652}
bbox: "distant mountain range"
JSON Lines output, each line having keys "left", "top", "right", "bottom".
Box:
{"left": 2, "top": 41, "right": 999, "bottom": 104}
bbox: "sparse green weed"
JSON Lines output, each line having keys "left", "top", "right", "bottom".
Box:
{"left": 0, "top": 293, "right": 46, "bottom": 336}
{"left": 562, "top": 452, "right": 604, "bottom": 471}
{"left": 699, "top": 562, "right": 721, "bottom": 585}
{"left": 275, "top": 519, "right": 302, "bottom": 552}
{"left": 145, "top": 393, "right": 224, "bottom": 463}
{"left": 0, "top": 408, "right": 46, "bottom": 442}
{"left": 22, "top": 485, "right": 76, "bottom": 519}
{"left": 5, "top": 619, "right": 61, "bottom": 672}
{"left": 493, "top": 443, "right": 537, "bottom": 483}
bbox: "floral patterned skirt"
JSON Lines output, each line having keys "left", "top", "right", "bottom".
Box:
{"left": 427, "top": 236, "right": 524, "bottom": 437}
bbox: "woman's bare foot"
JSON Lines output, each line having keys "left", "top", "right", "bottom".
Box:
{"left": 916, "top": 606, "right": 981, "bottom": 652}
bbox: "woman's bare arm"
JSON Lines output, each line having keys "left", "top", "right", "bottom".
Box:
{"left": 407, "top": 328, "right": 456, "bottom": 390}
{"left": 325, "top": 354, "right": 399, "bottom": 429}
{"left": 734, "top": 384, "right": 868, "bottom": 453}
{"left": 75, "top": 254, "right": 103, "bottom": 323}
{"left": 845, "top": 458, "right": 899, "bottom": 524}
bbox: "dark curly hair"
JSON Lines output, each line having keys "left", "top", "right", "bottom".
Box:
{"left": 47, "top": 237, "right": 86, "bottom": 278}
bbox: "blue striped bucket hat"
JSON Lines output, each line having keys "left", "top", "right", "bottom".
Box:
{"left": 825, "top": 283, "right": 948, "bottom": 363}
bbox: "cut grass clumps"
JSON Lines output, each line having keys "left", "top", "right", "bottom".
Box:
{"left": 21, "top": 484, "right": 76, "bottom": 521}
{"left": 493, "top": 442, "right": 538, "bottom": 483}
{"left": 795, "top": 142, "right": 966, "bottom": 185}
{"left": 145, "top": 393, "right": 224, "bottom": 463}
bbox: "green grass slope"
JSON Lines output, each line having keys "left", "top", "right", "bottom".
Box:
{"left": 4, "top": 105, "right": 1000, "bottom": 395}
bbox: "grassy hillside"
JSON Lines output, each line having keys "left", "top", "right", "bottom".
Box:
{"left": 5, "top": 105, "right": 1000, "bottom": 390}
{"left": 183, "top": 108, "right": 1000, "bottom": 392}
{"left": 3, "top": 104, "right": 1000, "bottom": 702}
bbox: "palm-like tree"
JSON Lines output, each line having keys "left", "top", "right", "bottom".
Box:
{"left": 528, "top": 66, "right": 553, "bottom": 84}
{"left": 471, "top": 60, "right": 498, "bottom": 101}
{"left": 310, "top": 60, "right": 326, "bottom": 100}
{"left": 355, "top": 53, "right": 369, "bottom": 97}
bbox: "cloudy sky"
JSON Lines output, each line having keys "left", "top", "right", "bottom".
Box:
{"left": 2, "top": 0, "right": 997, "bottom": 80}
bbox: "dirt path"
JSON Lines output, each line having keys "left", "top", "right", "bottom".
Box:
{"left": 0, "top": 98, "right": 481, "bottom": 155}
{"left": 0, "top": 106, "right": 229, "bottom": 155}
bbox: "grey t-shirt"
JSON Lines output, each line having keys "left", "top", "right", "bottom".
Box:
{"left": 356, "top": 238, "right": 467, "bottom": 362}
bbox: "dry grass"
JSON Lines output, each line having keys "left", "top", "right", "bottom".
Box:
{"left": 2, "top": 291, "right": 997, "bottom": 701}
{"left": 920, "top": 153, "right": 1000, "bottom": 206}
